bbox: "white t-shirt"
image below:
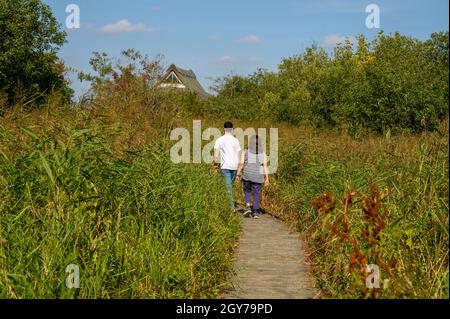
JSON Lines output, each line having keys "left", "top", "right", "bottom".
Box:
{"left": 214, "top": 134, "right": 241, "bottom": 170}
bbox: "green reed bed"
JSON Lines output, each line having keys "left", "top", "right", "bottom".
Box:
{"left": 271, "top": 127, "right": 449, "bottom": 298}
{"left": 0, "top": 117, "right": 239, "bottom": 298}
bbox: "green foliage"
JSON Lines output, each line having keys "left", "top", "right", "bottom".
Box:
{"left": 210, "top": 71, "right": 268, "bottom": 120}
{"left": 0, "top": 108, "right": 240, "bottom": 298}
{"left": 78, "top": 50, "right": 163, "bottom": 93}
{"left": 270, "top": 124, "right": 449, "bottom": 298}
{"left": 210, "top": 32, "right": 449, "bottom": 134}
{"left": 0, "top": 0, "right": 73, "bottom": 108}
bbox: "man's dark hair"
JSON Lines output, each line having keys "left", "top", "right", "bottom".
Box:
{"left": 224, "top": 122, "right": 233, "bottom": 129}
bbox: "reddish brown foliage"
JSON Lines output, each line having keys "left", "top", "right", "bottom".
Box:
{"left": 310, "top": 186, "right": 397, "bottom": 298}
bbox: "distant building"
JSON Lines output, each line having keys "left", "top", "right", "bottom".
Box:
{"left": 158, "top": 64, "right": 210, "bottom": 97}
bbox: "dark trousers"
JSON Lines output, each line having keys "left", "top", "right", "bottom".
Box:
{"left": 243, "top": 180, "right": 262, "bottom": 212}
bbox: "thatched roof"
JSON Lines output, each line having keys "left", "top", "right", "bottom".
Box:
{"left": 159, "top": 64, "right": 210, "bottom": 97}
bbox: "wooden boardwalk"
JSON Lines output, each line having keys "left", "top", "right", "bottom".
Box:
{"left": 223, "top": 213, "right": 316, "bottom": 299}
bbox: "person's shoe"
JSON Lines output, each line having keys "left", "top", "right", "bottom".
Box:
{"left": 243, "top": 205, "right": 252, "bottom": 218}
{"left": 252, "top": 209, "right": 261, "bottom": 219}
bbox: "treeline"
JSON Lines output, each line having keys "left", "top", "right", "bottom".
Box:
{"left": 206, "top": 32, "right": 449, "bottom": 134}
{"left": 1, "top": 0, "right": 448, "bottom": 135}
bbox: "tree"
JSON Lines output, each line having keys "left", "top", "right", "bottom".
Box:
{"left": 210, "top": 31, "right": 448, "bottom": 133}
{"left": 0, "top": 0, "right": 72, "bottom": 108}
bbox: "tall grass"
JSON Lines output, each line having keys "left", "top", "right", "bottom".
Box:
{"left": 266, "top": 120, "right": 449, "bottom": 298}
{"left": 0, "top": 100, "right": 240, "bottom": 298}
{"left": 1, "top": 84, "right": 448, "bottom": 298}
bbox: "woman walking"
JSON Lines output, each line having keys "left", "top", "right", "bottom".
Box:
{"left": 237, "top": 135, "right": 270, "bottom": 219}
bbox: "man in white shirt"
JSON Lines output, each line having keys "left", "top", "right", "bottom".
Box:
{"left": 214, "top": 122, "right": 242, "bottom": 210}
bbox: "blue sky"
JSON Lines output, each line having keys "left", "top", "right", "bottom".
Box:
{"left": 44, "top": 0, "right": 449, "bottom": 98}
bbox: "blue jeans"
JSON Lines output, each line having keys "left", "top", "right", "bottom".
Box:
{"left": 221, "top": 169, "right": 237, "bottom": 209}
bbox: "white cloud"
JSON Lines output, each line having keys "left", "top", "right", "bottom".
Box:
{"left": 238, "top": 35, "right": 261, "bottom": 44}
{"left": 98, "top": 19, "right": 159, "bottom": 34}
{"left": 81, "top": 22, "right": 95, "bottom": 31}
{"left": 217, "top": 55, "right": 238, "bottom": 63}
{"left": 322, "top": 34, "right": 356, "bottom": 48}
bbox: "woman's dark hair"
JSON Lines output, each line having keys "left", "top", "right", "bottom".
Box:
{"left": 249, "top": 135, "right": 262, "bottom": 154}
{"left": 224, "top": 122, "right": 233, "bottom": 129}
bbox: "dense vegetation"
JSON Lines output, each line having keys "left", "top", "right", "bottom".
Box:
{"left": 188, "top": 116, "right": 448, "bottom": 299}
{"left": 206, "top": 32, "right": 448, "bottom": 135}
{"left": 1, "top": 21, "right": 240, "bottom": 296}
{"left": 0, "top": 0, "right": 448, "bottom": 299}
{"left": 197, "top": 31, "right": 448, "bottom": 298}
{"left": 263, "top": 121, "right": 449, "bottom": 298}
{"left": 0, "top": 91, "right": 240, "bottom": 298}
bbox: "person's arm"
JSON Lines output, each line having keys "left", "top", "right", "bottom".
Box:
{"left": 236, "top": 141, "right": 242, "bottom": 169}
{"left": 263, "top": 153, "right": 270, "bottom": 187}
{"left": 237, "top": 151, "right": 245, "bottom": 180}
{"left": 213, "top": 148, "right": 220, "bottom": 165}
{"left": 213, "top": 139, "right": 221, "bottom": 172}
